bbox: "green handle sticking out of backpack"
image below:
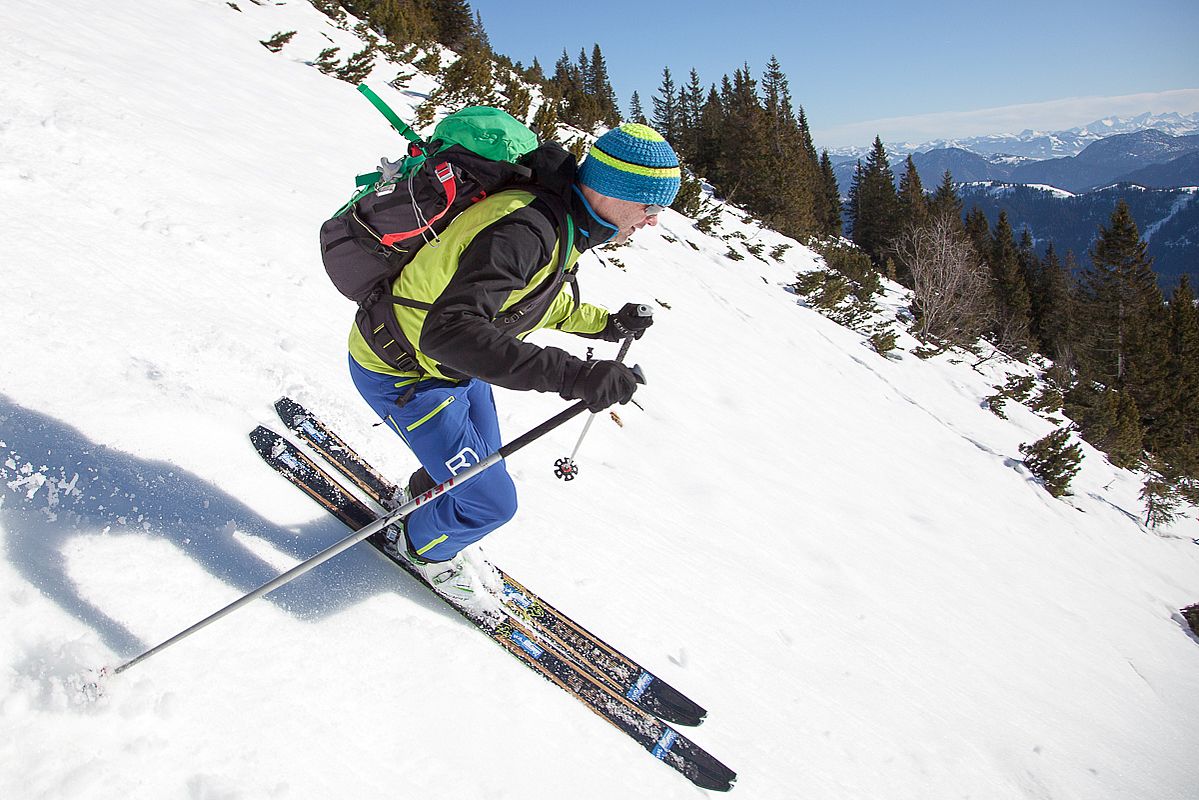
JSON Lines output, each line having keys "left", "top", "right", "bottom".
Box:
{"left": 335, "top": 86, "right": 541, "bottom": 218}
{"left": 357, "top": 83, "right": 422, "bottom": 145}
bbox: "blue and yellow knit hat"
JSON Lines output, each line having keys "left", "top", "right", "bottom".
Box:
{"left": 577, "top": 123, "right": 681, "bottom": 207}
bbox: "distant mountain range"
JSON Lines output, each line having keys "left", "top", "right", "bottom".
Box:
{"left": 828, "top": 111, "right": 1199, "bottom": 160}
{"left": 832, "top": 129, "right": 1199, "bottom": 197}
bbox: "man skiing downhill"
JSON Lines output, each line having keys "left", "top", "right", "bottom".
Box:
{"left": 346, "top": 123, "right": 681, "bottom": 608}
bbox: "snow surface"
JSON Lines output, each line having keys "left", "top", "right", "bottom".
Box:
{"left": 975, "top": 182, "right": 1077, "bottom": 199}
{"left": 3, "top": 2, "right": 1199, "bottom": 799}
{"left": 1020, "top": 184, "right": 1076, "bottom": 199}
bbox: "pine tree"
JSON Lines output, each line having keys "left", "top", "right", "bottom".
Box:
{"left": 818, "top": 150, "right": 842, "bottom": 237}
{"left": 1066, "top": 386, "right": 1144, "bottom": 469}
{"left": 896, "top": 156, "right": 928, "bottom": 231}
{"left": 314, "top": 47, "right": 341, "bottom": 75}
{"left": 1158, "top": 275, "right": 1199, "bottom": 479}
{"left": 756, "top": 57, "right": 817, "bottom": 238}
{"left": 845, "top": 161, "right": 863, "bottom": 243}
{"left": 1141, "top": 472, "right": 1181, "bottom": 528}
{"left": 1035, "top": 243, "right": 1076, "bottom": 364}
{"left": 694, "top": 85, "right": 724, "bottom": 182}
{"left": 719, "top": 73, "right": 733, "bottom": 108}
{"left": 531, "top": 88, "right": 561, "bottom": 140}
{"left": 678, "top": 68, "right": 705, "bottom": 164}
{"left": 716, "top": 66, "right": 771, "bottom": 213}
{"left": 927, "top": 170, "right": 963, "bottom": 226}
{"left": 550, "top": 48, "right": 598, "bottom": 131}
{"left": 472, "top": 9, "right": 491, "bottom": 55}
{"left": 589, "top": 44, "right": 621, "bottom": 127}
{"left": 651, "top": 67, "right": 680, "bottom": 145}
{"left": 369, "top": 0, "right": 437, "bottom": 48}
{"left": 260, "top": 30, "right": 296, "bottom": 52}
{"left": 1017, "top": 228, "right": 1047, "bottom": 352}
{"left": 628, "top": 91, "right": 648, "bottom": 125}
{"left": 335, "top": 45, "right": 376, "bottom": 84}
{"left": 1076, "top": 200, "right": 1170, "bottom": 446}
{"left": 963, "top": 206, "right": 991, "bottom": 262}
{"left": 989, "top": 212, "right": 1034, "bottom": 353}
{"left": 795, "top": 107, "right": 819, "bottom": 167}
{"left": 848, "top": 137, "right": 900, "bottom": 268}
{"left": 571, "top": 47, "right": 601, "bottom": 129}
{"left": 428, "top": 0, "right": 475, "bottom": 52}
{"left": 416, "top": 33, "right": 496, "bottom": 124}
{"left": 550, "top": 49, "right": 578, "bottom": 124}
{"left": 527, "top": 56, "right": 544, "bottom": 82}
{"left": 551, "top": 49, "right": 575, "bottom": 92}
{"left": 502, "top": 71, "right": 533, "bottom": 123}
{"left": 893, "top": 155, "right": 928, "bottom": 286}
{"left": 1019, "top": 428, "right": 1084, "bottom": 497}
{"left": 577, "top": 47, "right": 591, "bottom": 93}
{"left": 790, "top": 106, "right": 821, "bottom": 236}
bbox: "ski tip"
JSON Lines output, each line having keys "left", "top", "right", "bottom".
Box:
{"left": 249, "top": 425, "right": 283, "bottom": 455}
{"left": 249, "top": 424, "right": 277, "bottom": 442}
{"left": 646, "top": 680, "right": 708, "bottom": 727}
{"left": 670, "top": 728, "right": 737, "bottom": 791}
{"left": 689, "top": 756, "right": 738, "bottom": 792}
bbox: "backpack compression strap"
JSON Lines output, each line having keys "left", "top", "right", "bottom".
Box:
{"left": 379, "top": 162, "right": 457, "bottom": 247}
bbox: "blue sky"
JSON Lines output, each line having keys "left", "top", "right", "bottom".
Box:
{"left": 469, "top": 0, "right": 1199, "bottom": 149}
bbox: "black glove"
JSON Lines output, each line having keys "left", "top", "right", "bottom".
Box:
{"left": 599, "top": 302, "right": 655, "bottom": 342}
{"left": 561, "top": 360, "right": 639, "bottom": 412}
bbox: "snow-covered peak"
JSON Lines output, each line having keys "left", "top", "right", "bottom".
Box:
{"left": 829, "top": 111, "right": 1199, "bottom": 161}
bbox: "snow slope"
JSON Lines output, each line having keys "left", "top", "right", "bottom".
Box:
{"left": 3, "top": 2, "right": 1199, "bottom": 798}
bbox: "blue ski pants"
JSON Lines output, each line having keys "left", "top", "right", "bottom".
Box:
{"left": 349, "top": 356, "right": 517, "bottom": 562}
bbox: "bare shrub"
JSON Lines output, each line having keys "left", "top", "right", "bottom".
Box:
{"left": 895, "top": 215, "right": 991, "bottom": 346}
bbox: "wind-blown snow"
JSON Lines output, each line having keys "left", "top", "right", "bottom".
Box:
{"left": 2, "top": 2, "right": 1198, "bottom": 799}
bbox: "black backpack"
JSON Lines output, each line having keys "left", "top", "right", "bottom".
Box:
{"left": 320, "top": 88, "right": 573, "bottom": 372}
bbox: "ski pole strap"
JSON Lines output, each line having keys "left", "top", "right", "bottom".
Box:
{"left": 357, "top": 83, "right": 422, "bottom": 144}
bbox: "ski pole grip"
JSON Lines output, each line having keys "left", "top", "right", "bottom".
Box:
{"left": 631, "top": 364, "right": 647, "bottom": 385}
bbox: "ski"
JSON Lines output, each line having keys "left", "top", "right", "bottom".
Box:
{"left": 250, "top": 425, "right": 735, "bottom": 791}
{"left": 273, "top": 396, "right": 708, "bottom": 727}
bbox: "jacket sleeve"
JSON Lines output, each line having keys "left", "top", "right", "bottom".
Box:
{"left": 417, "top": 211, "right": 587, "bottom": 394}
{"left": 543, "top": 284, "right": 610, "bottom": 337}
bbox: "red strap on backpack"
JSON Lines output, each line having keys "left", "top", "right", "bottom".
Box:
{"left": 380, "top": 162, "right": 457, "bottom": 247}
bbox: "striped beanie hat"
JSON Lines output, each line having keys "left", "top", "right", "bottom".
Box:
{"left": 577, "top": 123, "right": 681, "bottom": 207}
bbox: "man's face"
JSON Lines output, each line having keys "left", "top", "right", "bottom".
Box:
{"left": 582, "top": 187, "right": 662, "bottom": 246}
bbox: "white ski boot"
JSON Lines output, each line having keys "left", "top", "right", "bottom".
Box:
{"left": 386, "top": 523, "right": 505, "bottom": 621}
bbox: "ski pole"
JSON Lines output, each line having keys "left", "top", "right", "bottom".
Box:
{"left": 571, "top": 336, "right": 635, "bottom": 456}
{"left": 554, "top": 307, "right": 651, "bottom": 481}
{"left": 110, "top": 387, "right": 637, "bottom": 678}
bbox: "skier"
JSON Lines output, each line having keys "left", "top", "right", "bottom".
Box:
{"left": 347, "top": 123, "right": 681, "bottom": 606}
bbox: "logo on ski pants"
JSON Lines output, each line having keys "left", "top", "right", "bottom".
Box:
{"left": 446, "top": 447, "right": 480, "bottom": 476}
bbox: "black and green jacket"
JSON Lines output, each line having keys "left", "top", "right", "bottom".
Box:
{"left": 348, "top": 152, "right": 618, "bottom": 393}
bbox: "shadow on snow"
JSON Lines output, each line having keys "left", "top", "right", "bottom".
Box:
{"left": 0, "top": 393, "right": 446, "bottom": 659}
